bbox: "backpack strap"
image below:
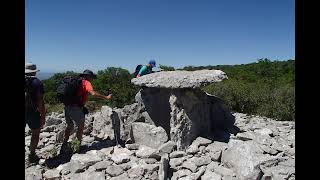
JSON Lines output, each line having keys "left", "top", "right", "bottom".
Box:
{"left": 25, "top": 76, "right": 37, "bottom": 111}
{"left": 75, "top": 78, "right": 85, "bottom": 106}
{"left": 25, "top": 76, "right": 37, "bottom": 93}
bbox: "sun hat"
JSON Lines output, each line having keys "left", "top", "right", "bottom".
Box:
{"left": 25, "top": 63, "right": 40, "bottom": 74}
{"left": 148, "top": 59, "right": 156, "bottom": 67}
{"left": 80, "top": 69, "right": 97, "bottom": 79}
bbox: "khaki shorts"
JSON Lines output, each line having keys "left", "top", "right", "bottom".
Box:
{"left": 64, "top": 106, "right": 85, "bottom": 127}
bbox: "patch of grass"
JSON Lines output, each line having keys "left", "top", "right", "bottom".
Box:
{"left": 69, "top": 139, "right": 81, "bottom": 154}
{"left": 60, "top": 139, "right": 81, "bottom": 155}
{"left": 45, "top": 103, "right": 64, "bottom": 114}
{"left": 48, "top": 146, "right": 58, "bottom": 157}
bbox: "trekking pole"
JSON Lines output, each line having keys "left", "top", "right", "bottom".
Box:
{"left": 107, "top": 70, "right": 122, "bottom": 147}
{"left": 105, "top": 88, "right": 120, "bottom": 147}
{"left": 111, "top": 109, "right": 121, "bottom": 148}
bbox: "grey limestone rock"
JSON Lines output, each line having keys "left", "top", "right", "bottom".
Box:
{"left": 131, "top": 70, "right": 227, "bottom": 89}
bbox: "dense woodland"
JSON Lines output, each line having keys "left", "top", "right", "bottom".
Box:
{"left": 42, "top": 59, "right": 295, "bottom": 121}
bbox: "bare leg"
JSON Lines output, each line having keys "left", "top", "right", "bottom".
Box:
{"left": 30, "top": 129, "right": 40, "bottom": 154}
{"left": 63, "top": 124, "right": 73, "bottom": 144}
{"left": 76, "top": 120, "right": 85, "bottom": 144}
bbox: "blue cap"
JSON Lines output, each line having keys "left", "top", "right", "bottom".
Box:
{"left": 149, "top": 59, "right": 156, "bottom": 67}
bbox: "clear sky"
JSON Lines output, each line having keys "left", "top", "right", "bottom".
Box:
{"left": 25, "top": 0, "right": 295, "bottom": 73}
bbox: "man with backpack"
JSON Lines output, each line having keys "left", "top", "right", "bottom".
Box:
{"left": 25, "top": 63, "right": 46, "bottom": 163}
{"left": 135, "top": 59, "right": 156, "bottom": 78}
{"left": 60, "top": 70, "right": 112, "bottom": 150}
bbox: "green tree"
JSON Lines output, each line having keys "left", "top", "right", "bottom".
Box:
{"left": 201, "top": 59, "right": 295, "bottom": 121}
{"left": 159, "top": 64, "right": 175, "bottom": 71}
{"left": 91, "top": 67, "right": 139, "bottom": 108}
{"left": 42, "top": 71, "right": 79, "bottom": 104}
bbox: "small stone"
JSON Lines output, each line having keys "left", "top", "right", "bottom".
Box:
{"left": 201, "top": 171, "right": 222, "bottom": 180}
{"left": 192, "top": 137, "right": 212, "bottom": 147}
{"left": 105, "top": 165, "right": 124, "bottom": 177}
{"left": 181, "top": 160, "right": 197, "bottom": 173}
{"left": 93, "top": 160, "right": 113, "bottom": 171}
{"left": 254, "top": 128, "right": 273, "bottom": 136}
{"left": 170, "top": 151, "right": 186, "bottom": 158}
{"left": 186, "top": 145, "right": 199, "bottom": 155}
{"left": 170, "top": 157, "right": 186, "bottom": 169}
{"left": 43, "top": 169, "right": 60, "bottom": 180}
{"left": 125, "top": 143, "right": 140, "bottom": 150}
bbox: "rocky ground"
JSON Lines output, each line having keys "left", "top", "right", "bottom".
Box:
{"left": 25, "top": 112, "right": 295, "bottom": 180}
{"left": 26, "top": 70, "right": 295, "bottom": 179}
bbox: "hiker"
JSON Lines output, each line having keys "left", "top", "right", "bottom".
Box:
{"left": 62, "top": 70, "right": 112, "bottom": 149}
{"left": 136, "top": 59, "right": 156, "bottom": 78}
{"left": 25, "top": 63, "right": 46, "bottom": 162}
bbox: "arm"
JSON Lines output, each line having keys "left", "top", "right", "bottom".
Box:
{"left": 36, "top": 95, "right": 46, "bottom": 128}
{"left": 136, "top": 65, "right": 148, "bottom": 78}
{"left": 89, "top": 90, "right": 112, "bottom": 100}
{"left": 84, "top": 80, "right": 112, "bottom": 100}
{"left": 33, "top": 79, "right": 46, "bottom": 128}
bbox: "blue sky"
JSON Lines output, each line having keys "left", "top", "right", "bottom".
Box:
{"left": 25, "top": 0, "right": 295, "bottom": 73}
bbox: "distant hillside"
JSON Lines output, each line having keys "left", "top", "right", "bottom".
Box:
{"left": 37, "top": 72, "right": 55, "bottom": 80}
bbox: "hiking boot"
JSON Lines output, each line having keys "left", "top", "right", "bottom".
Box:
{"left": 28, "top": 153, "right": 40, "bottom": 164}
{"left": 60, "top": 142, "right": 69, "bottom": 155}
{"left": 78, "top": 145, "right": 88, "bottom": 153}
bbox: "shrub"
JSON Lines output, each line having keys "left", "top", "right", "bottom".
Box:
{"left": 159, "top": 64, "right": 175, "bottom": 71}
{"left": 203, "top": 80, "right": 295, "bottom": 121}
{"left": 45, "top": 103, "right": 64, "bottom": 114}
